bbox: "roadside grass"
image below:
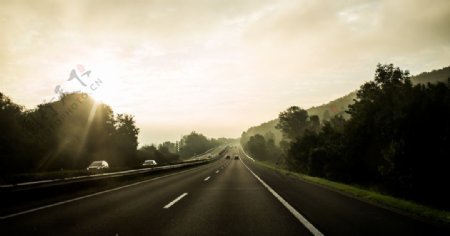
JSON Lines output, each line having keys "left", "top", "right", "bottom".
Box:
{"left": 254, "top": 160, "right": 450, "bottom": 225}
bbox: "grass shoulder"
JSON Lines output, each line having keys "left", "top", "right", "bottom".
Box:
{"left": 254, "top": 160, "right": 450, "bottom": 225}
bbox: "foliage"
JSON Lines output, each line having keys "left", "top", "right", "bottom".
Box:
{"left": 242, "top": 133, "right": 283, "bottom": 165}
{"left": 178, "top": 131, "right": 226, "bottom": 159}
{"left": 241, "top": 119, "right": 283, "bottom": 147}
{"left": 114, "top": 114, "right": 140, "bottom": 166}
{"left": 240, "top": 65, "right": 450, "bottom": 148}
{"left": 0, "top": 92, "right": 140, "bottom": 174}
{"left": 0, "top": 93, "right": 230, "bottom": 177}
{"left": 137, "top": 144, "right": 179, "bottom": 165}
{"left": 0, "top": 93, "right": 28, "bottom": 173}
{"left": 275, "top": 106, "right": 310, "bottom": 140}
{"left": 411, "top": 65, "right": 450, "bottom": 85}
{"left": 307, "top": 92, "right": 356, "bottom": 120}
{"left": 241, "top": 64, "right": 450, "bottom": 210}
{"left": 283, "top": 64, "right": 450, "bottom": 209}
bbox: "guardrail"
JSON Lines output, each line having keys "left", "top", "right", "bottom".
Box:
{"left": 0, "top": 148, "right": 230, "bottom": 217}
{"left": 0, "top": 155, "right": 218, "bottom": 190}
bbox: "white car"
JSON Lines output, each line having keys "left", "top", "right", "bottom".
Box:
{"left": 87, "top": 160, "right": 109, "bottom": 171}
{"left": 142, "top": 160, "right": 157, "bottom": 166}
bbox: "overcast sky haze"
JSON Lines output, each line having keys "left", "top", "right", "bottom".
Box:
{"left": 1, "top": 0, "right": 449, "bottom": 145}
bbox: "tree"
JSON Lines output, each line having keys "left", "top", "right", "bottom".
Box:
{"left": 276, "top": 106, "right": 309, "bottom": 140}
{"left": 159, "top": 141, "right": 177, "bottom": 154}
{"left": 0, "top": 93, "right": 27, "bottom": 174}
{"left": 322, "top": 110, "right": 331, "bottom": 121}
{"left": 245, "top": 134, "right": 268, "bottom": 161}
{"left": 342, "top": 64, "right": 450, "bottom": 208}
{"left": 328, "top": 115, "right": 345, "bottom": 132}
{"left": 179, "top": 131, "right": 213, "bottom": 158}
{"left": 344, "top": 64, "right": 413, "bottom": 182}
{"left": 114, "top": 114, "right": 139, "bottom": 166}
{"left": 309, "top": 115, "right": 321, "bottom": 133}
{"left": 158, "top": 142, "right": 180, "bottom": 163}
{"left": 245, "top": 64, "right": 450, "bottom": 209}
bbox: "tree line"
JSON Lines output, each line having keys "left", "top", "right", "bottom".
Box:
{"left": 242, "top": 64, "right": 450, "bottom": 210}
{"left": 0, "top": 92, "right": 140, "bottom": 174}
{"left": 0, "top": 92, "right": 229, "bottom": 177}
{"left": 137, "top": 132, "right": 232, "bottom": 164}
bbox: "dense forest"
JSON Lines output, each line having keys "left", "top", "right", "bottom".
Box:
{"left": 412, "top": 66, "right": 450, "bottom": 85}
{"left": 0, "top": 92, "right": 228, "bottom": 178}
{"left": 242, "top": 64, "right": 450, "bottom": 210}
{"left": 0, "top": 92, "right": 139, "bottom": 174}
{"left": 137, "top": 131, "right": 233, "bottom": 165}
{"left": 242, "top": 65, "right": 450, "bottom": 143}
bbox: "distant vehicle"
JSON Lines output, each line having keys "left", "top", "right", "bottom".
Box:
{"left": 142, "top": 160, "right": 157, "bottom": 166}
{"left": 226, "top": 155, "right": 231, "bottom": 159}
{"left": 87, "top": 160, "right": 109, "bottom": 171}
{"left": 234, "top": 155, "right": 239, "bottom": 160}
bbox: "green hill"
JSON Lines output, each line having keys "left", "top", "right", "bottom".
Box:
{"left": 411, "top": 66, "right": 450, "bottom": 85}
{"left": 241, "top": 65, "right": 450, "bottom": 145}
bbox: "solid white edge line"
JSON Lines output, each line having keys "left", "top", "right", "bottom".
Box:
{"left": 163, "top": 193, "right": 188, "bottom": 209}
{"left": 204, "top": 176, "right": 210, "bottom": 181}
{"left": 240, "top": 159, "right": 324, "bottom": 236}
{"left": 0, "top": 165, "right": 206, "bottom": 220}
{"left": 240, "top": 146, "right": 255, "bottom": 162}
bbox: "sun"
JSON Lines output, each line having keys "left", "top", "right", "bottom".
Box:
{"left": 81, "top": 58, "right": 124, "bottom": 109}
{"left": 86, "top": 77, "right": 122, "bottom": 109}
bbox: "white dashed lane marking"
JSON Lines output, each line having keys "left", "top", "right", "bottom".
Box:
{"left": 163, "top": 193, "right": 188, "bottom": 209}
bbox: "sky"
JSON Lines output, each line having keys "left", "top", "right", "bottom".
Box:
{"left": 1, "top": 0, "right": 450, "bottom": 145}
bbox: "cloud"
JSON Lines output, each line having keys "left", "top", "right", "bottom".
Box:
{"left": 1, "top": 0, "right": 449, "bottom": 144}
{"left": 244, "top": 0, "right": 450, "bottom": 70}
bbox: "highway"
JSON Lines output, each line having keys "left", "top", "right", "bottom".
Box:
{"left": 1, "top": 147, "right": 449, "bottom": 235}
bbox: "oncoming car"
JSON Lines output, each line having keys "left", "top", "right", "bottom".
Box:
{"left": 142, "top": 160, "right": 157, "bottom": 166}
{"left": 87, "top": 160, "right": 109, "bottom": 171}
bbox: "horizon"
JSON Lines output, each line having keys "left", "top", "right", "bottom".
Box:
{"left": 2, "top": 0, "right": 450, "bottom": 145}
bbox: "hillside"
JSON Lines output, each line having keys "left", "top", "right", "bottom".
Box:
{"left": 306, "top": 91, "right": 356, "bottom": 120}
{"left": 411, "top": 66, "right": 450, "bottom": 85}
{"left": 241, "top": 65, "right": 450, "bottom": 145}
{"left": 241, "top": 119, "right": 282, "bottom": 145}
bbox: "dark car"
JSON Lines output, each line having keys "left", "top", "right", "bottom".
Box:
{"left": 226, "top": 155, "right": 231, "bottom": 159}
{"left": 234, "top": 155, "right": 239, "bottom": 160}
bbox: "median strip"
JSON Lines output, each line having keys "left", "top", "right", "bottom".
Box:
{"left": 0, "top": 165, "right": 207, "bottom": 219}
{"left": 1, "top": 160, "right": 214, "bottom": 190}
{"left": 163, "top": 193, "right": 188, "bottom": 209}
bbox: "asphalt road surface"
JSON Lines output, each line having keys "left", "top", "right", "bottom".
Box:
{"left": 1, "top": 147, "right": 449, "bottom": 236}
